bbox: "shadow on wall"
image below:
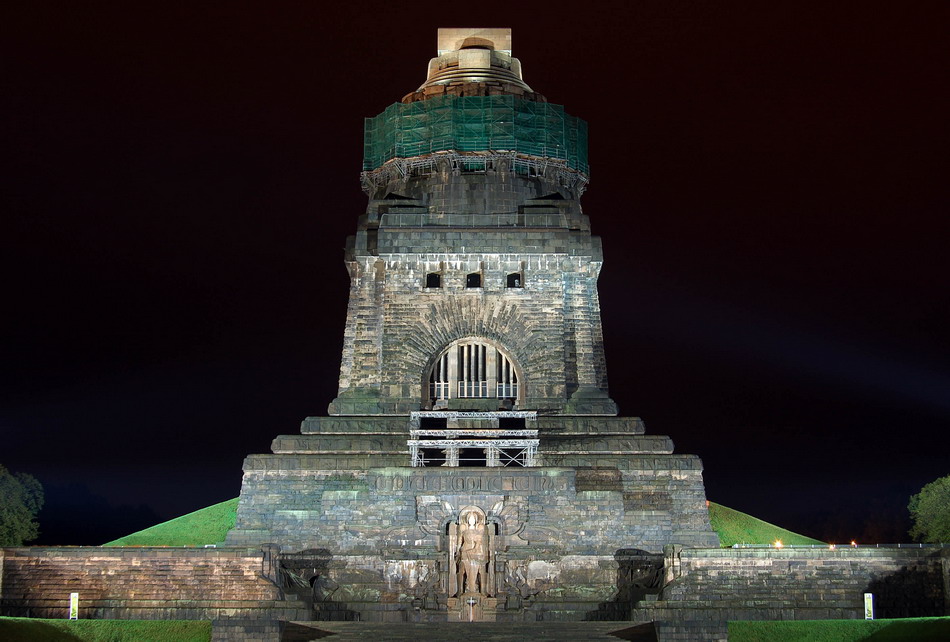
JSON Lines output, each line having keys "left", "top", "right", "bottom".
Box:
{"left": 276, "top": 548, "right": 361, "bottom": 622}
{"left": 866, "top": 558, "right": 948, "bottom": 618}
{"left": 586, "top": 549, "right": 664, "bottom": 621}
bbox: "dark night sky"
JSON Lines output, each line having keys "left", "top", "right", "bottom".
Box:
{"left": 3, "top": 3, "right": 948, "bottom": 545}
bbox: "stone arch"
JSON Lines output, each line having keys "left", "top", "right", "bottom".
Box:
{"left": 424, "top": 337, "right": 523, "bottom": 408}
{"left": 385, "top": 298, "right": 562, "bottom": 407}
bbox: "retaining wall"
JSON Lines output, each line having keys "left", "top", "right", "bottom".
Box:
{"left": 637, "top": 546, "right": 950, "bottom": 641}
{"left": 3, "top": 544, "right": 947, "bottom": 640}
{"left": 0, "top": 546, "right": 309, "bottom": 621}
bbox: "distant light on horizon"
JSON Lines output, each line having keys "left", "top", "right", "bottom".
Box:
{"left": 631, "top": 289, "right": 950, "bottom": 415}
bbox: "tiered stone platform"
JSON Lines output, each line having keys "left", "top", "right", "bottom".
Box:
{"left": 224, "top": 411, "right": 718, "bottom": 622}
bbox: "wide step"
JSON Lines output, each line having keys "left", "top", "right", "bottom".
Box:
{"left": 281, "top": 621, "right": 657, "bottom": 641}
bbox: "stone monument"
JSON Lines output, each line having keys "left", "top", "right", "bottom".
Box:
{"left": 226, "top": 28, "right": 719, "bottom": 622}
{"left": 1, "top": 29, "right": 943, "bottom": 640}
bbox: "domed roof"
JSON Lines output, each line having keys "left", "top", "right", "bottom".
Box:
{"left": 402, "top": 28, "right": 545, "bottom": 103}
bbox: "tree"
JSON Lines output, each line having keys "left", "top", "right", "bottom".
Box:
{"left": 908, "top": 474, "right": 950, "bottom": 543}
{"left": 0, "top": 464, "right": 45, "bottom": 546}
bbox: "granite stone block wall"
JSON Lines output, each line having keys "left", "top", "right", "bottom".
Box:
{"left": 211, "top": 618, "right": 286, "bottom": 641}
{"left": 0, "top": 547, "right": 308, "bottom": 621}
{"left": 333, "top": 162, "right": 616, "bottom": 417}
{"left": 3, "top": 544, "right": 946, "bottom": 632}
{"left": 333, "top": 253, "right": 610, "bottom": 415}
{"left": 225, "top": 463, "right": 717, "bottom": 622}
{"left": 228, "top": 466, "right": 717, "bottom": 554}
{"left": 633, "top": 546, "right": 950, "bottom": 641}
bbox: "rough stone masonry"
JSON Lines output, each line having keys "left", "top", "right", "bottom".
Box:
{"left": 3, "top": 28, "right": 945, "bottom": 641}
{"left": 224, "top": 27, "right": 719, "bottom": 623}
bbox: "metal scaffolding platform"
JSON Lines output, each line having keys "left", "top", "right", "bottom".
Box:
{"left": 408, "top": 411, "right": 539, "bottom": 468}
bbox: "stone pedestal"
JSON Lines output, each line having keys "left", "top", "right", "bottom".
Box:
{"left": 447, "top": 594, "right": 499, "bottom": 622}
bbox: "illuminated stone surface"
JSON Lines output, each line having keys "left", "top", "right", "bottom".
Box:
{"left": 1, "top": 28, "right": 946, "bottom": 641}
{"left": 225, "top": 28, "right": 719, "bottom": 623}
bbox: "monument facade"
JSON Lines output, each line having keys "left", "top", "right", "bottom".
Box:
{"left": 225, "top": 27, "right": 719, "bottom": 622}
{"left": 2, "top": 29, "right": 946, "bottom": 640}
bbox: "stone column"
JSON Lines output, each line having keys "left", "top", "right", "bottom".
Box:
{"left": 487, "top": 348, "right": 498, "bottom": 399}
{"left": 448, "top": 346, "right": 459, "bottom": 400}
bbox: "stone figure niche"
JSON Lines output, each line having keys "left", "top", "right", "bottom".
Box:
{"left": 447, "top": 507, "right": 495, "bottom": 597}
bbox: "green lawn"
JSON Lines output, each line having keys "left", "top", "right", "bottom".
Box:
{"left": 103, "top": 498, "right": 238, "bottom": 547}
{"left": 729, "top": 617, "right": 950, "bottom": 641}
{"left": 708, "top": 501, "right": 825, "bottom": 547}
{"left": 0, "top": 618, "right": 210, "bottom": 641}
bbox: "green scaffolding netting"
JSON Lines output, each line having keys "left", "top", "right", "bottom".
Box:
{"left": 363, "top": 95, "right": 589, "bottom": 174}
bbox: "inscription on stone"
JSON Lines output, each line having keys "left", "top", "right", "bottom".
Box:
{"left": 372, "top": 472, "right": 568, "bottom": 493}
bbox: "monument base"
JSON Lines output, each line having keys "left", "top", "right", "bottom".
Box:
{"left": 226, "top": 412, "right": 720, "bottom": 622}
{"left": 448, "top": 594, "right": 499, "bottom": 622}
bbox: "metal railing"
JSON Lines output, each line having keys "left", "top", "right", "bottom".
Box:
{"left": 458, "top": 381, "right": 489, "bottom": 398}
{"left": 496, "top": 383, "right": 518, "bottom": 398}
{"left": 430, "top": 382, "right": 450, "bottom": 399}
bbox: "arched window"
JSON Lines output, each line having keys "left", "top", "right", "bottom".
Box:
{"left": 466, "top": 273, "right": 482, "bottom": 288}
{"left": 425, "top": 272, "right": 442, "bottom": 288}
{"left": 428, "top": 339, "right": 519, "bottom": 405}
{"left": 506, "top": 273, "right": 522, "bottom": 288}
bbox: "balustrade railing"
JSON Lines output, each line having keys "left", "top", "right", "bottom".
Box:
{"left": 430, "top": 382, "right": 450, "bottom": 400}
{"left": 458, "top": 381, "right": 489, "bottom": 398}
{"left": 496, "top": 383, "right": 518, "bottom": 398}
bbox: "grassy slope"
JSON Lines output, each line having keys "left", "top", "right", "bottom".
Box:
{"left": 709, "top": 501, "right": 825, "bottom": 546}
{"left": 104, "top": 497, "right": 822, "bottom": 548}
{"left": 729, "top": 617, "right": 950, "bottom": 641}
{"left": 103, "top": 498, "right": 238, "bottom": 547}
{"left": 0, "top": 618, "right": 210, "bottom": 641}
